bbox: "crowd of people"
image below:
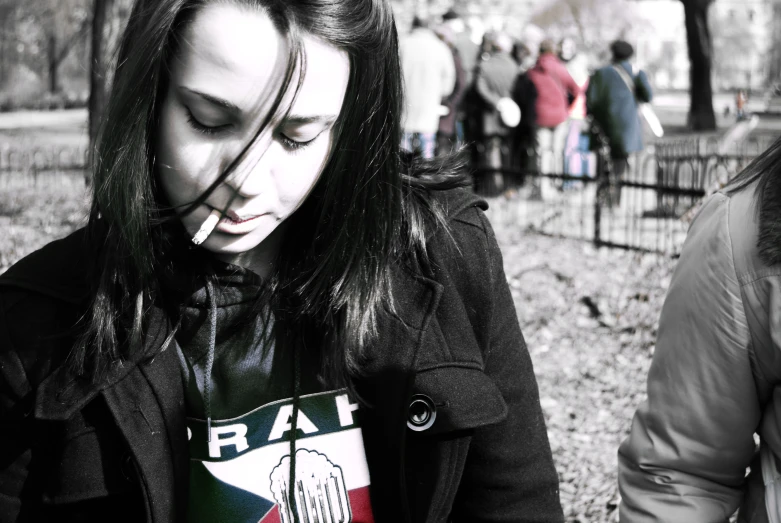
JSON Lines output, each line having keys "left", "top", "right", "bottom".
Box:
{"left": 399, "top": 9, "right": 654, "bottom": 199}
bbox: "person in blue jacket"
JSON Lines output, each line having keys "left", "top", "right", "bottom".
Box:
{"left": 0, "top": 0, "right": 563, "bottom": 521}
{"left": 587, "top": 40, "right": 653, "bottom": 206}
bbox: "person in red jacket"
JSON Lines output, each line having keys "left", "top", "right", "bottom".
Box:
{"left": 526, "top": 39, "right": 580, "bottom": 193}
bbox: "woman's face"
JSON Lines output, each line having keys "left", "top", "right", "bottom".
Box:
{"left": 157, "top": 2, "right": 350, "bottom": 267}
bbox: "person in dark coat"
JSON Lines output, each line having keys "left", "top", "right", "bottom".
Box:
{"left": 510, "top": 63, "right": 539, "bottom": 183}
{"left": 473, "top": 33, "right": 521, "bottom": 194}
{"left": 0, "top": 0, "right": 564, "bottom": 521}
{"left": 441, "top": 9, "right": 478, "bottom": 89}
{"left": 587, "top": 40, "right": 653, "bottom": 206}
{"left": 441, "top": 9, "right": 479, "bottom": 153}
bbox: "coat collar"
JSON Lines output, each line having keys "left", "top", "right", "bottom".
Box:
{"left": 34, "top": 303, "right": 174, "bottom": 421}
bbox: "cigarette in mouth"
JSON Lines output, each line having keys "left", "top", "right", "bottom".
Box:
{"left": 192, "top": 209, "right": 221, "bottom": 245}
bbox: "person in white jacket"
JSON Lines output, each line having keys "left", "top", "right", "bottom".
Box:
{"left": 400, "top": 16, "right": 455, "bottom": 159}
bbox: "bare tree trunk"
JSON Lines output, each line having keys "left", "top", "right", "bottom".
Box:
{"left": 0, "top": 6, "right": 10, "bottom": 88}
{"left": 48, "top": 34, "right": 58, "bottom": 93}
{"left": 770, "top": 3, "right": 781, "bottom": 85}
{"left": 681, "top": 0, "right": 716, "bottom": 131}
{"left": 89, "top": 0, "right": 111, "bottom": 152}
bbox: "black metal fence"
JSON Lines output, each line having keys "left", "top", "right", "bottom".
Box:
{"left": 477, "top": 133, "right": 776, "bottom": 256}
{"left": 0, "top": 143, "right": 89, "bottom": 188}
{"left": 1, "top": 135, "right": 776, "bottom": 257}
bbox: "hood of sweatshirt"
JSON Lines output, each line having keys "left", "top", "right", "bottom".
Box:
{"left": 171, "top": 262, "right": 292, "bottom": 424}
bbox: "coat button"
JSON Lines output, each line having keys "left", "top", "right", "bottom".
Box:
{"left": 407, "top": 394, "right": 437, "bottom": 431}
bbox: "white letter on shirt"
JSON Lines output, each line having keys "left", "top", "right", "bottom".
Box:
{"left": 208, "top": 424, "right": 249, "bottom": 458}
{"left": 268, "top": 405, "right": 319, "bottom": 441}
{"left": 335, "top": 394, "right": 360, "bottom": 427}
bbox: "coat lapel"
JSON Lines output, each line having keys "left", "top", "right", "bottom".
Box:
{"left": 138, "top": 340, "right": 189, "bottom": 520}
{"left": 35, "top": 304, "right": 186, "bottom": 523}
{"left": 100, "top": 304, "right": 184, "bottom": 523}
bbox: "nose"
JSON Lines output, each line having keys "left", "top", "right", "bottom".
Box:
{"left": 223, "top": 136, "right": 273, "bottom": 198}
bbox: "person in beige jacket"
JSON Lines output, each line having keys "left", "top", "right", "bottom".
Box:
{"left": 619, "top": 140, "right": 781, "bottom": 522}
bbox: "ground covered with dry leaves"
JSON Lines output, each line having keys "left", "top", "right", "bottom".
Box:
{"left": 0, "top": 178, "right": 679, "bottom": 522}
{"left": 0, "top": 175, "right": 88, "bottom": 273}
{"left": 487, "top": 198, "right": 678, "bottom": 522}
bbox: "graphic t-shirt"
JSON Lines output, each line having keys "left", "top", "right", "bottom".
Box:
{"left": 186, "top": 390, "right": 375, "bottom": 523}
{"left": 172, "top": 268, "right": 375, "bottom": 522}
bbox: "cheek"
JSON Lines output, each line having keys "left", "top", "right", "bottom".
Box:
{"left": 275, "top": 139, "right": 332, "bottom": 209}
{"left": 157, "top": 105, "right": 222, "bottom": 200}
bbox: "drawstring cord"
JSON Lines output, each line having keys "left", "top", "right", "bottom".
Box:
{"left": 203, "top": 276, "right": 299, "bottom": 522}
{"left": 205, "top": 279, "right": 217, "bottom": 442}
{"left": 288, "top": 337, "right": 302, "bottom": 523}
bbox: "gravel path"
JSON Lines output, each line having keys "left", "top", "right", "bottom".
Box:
{"left": 488, "top": 200, "right": 677, "bottom": 522}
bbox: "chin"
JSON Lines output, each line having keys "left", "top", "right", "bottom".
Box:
{"left": 202, "top": 232, "right": 267, "bottom": 255}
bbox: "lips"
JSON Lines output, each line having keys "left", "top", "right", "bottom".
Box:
{"left": 207, "top": 206, "right": 261, "bottom": 224}
{"left": 206, "top": 205, "right": 267, "bottom": 236}
{"left": 224, "top": 211, "right": 261, "bottom": 224}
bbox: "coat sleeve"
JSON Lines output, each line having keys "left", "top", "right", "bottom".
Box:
{"left": 561, "top": 67, "right": 581, "bottom": 104}
{"left": 585, "top": 71, "right": 600, "bottom": 117}
{"left": 442, "top": 51, "right": 467, "bottom": 111}
{"left": 634, "top": 70, "right": 653, "bottom": 103}
{"left": 475, "top": 64, "right": 500, "bottom": 109}
{"left": 0, "top": 292, "right": 37, "bottom": 522}
{"left": 452, "top": 209, "right": 564, "bottom": 522}
{"left": 618, "top": 193, "right": 758, "bottom": 522}
{"left": 440, "top": 42, "right": 457, "bottom": 101}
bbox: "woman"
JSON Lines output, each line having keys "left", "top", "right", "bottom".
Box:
{"left": 0, "top": 0, "right": 562, "bottom": 522}
{"left": 618, "top": 139, "right": 781, "bottom": 522}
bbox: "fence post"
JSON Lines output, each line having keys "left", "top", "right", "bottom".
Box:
{"left": 592, "top": 129, "right": 612, "bottom": 248}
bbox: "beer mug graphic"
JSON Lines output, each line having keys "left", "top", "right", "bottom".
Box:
{"left": 270, "top": 448, "right": 353, "bottom": 523}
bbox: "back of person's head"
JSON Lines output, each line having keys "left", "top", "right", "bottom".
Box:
{"left": 610, "top": 40, "right": 634, "bottom": 62}
{"left": 411, "top": 15, "right": 428, "bottom": 30}
{"left": 441, "top": 8, "right": 459, "bottom": 22}
{"left": 539, "top": 38, "right": 556, "bottom": 56}
{"left": 494, "top": 33, "right": 513, "bottom": 55}
{"left": 559, "top": 37, "right": 576, "bottom": 62}
{"left": 82, "top": 0, "right": 417, "bottom": 382}
{"left": 481, "top": 31, "right": 496, "bottom": 53}
{"left": 433, "top": 24, "right": 455, "bottom": 46}
{"left": 512, "top": 41, "right": 531, "bottom": 65}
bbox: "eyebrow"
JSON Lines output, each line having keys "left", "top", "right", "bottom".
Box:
{"left": 181, "top": 87, "right": 241, "bottom": 114}
{"left": 284, "top": 115, "right": 338, "bottom": 126}
{"left": 181, "top": 86, "right": 338, "bottom": 125}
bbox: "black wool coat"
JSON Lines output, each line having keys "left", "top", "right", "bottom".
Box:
{"left": 0, "top": 189, "right": 563, "bottom": 522}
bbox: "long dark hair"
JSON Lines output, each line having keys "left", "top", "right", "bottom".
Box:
{"left": 726, "top": 136, "right": 781, "bottom": 264}
{"left": 727, "top": 136, "right": 781, "bottom": 200}
{"left": 74, "top": 0, "right": 470, "bottom": 385}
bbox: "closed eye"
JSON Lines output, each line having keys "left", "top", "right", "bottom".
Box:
{"left": 278, "top": 132, "right": 320, "bottom": 152}
{"left": 185, "top": 107, "right": 231, "bottom": 135}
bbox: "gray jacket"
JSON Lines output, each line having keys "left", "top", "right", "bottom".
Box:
{"left": 619, "top": 180, "right": 781, "bottom": 522}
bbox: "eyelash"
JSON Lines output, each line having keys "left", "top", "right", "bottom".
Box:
{"left": 185, "top": 108, "right": 318, "bottom": 151}
{"left": 185, "top": 109, "right": 228, "bottom": 135}
{"left": 279, "top": 134, "right": 317, "bottom": 152}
